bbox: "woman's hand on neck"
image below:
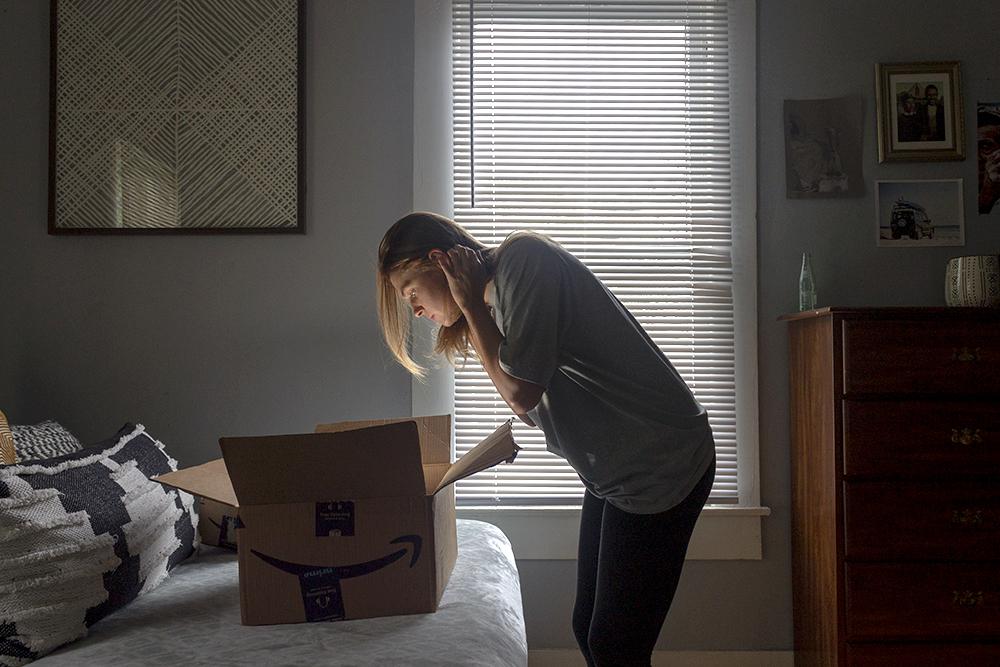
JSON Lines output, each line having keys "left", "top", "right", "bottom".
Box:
{"left": 431, "top": 246, "right": 491, "bottom": 314}
{"left": 433, "top": 247, "right": 543, "bottom": 419}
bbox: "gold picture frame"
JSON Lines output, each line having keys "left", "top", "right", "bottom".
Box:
{"left": 876, "top": 61, "right": 964, "bottom": 163}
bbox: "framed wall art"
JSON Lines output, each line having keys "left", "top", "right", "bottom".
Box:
{"left": 876, "top": 61, "right": 964, "bottom": 163}
{"left": 49, "top": 0, "right": 305, "bottom": 234}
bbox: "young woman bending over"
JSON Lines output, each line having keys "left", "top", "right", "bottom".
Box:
{"left": 376, "top": 212, "right": 715, "bottom": 667}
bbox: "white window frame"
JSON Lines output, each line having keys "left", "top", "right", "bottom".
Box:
{"left": 413, "top": 0, "right": 763, "bottom": 560}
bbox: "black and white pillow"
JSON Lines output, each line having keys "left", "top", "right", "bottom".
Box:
{"left": 0, "top": 423, "right": 198, "bottom": 666}
{"left": 10, "top": 421, "right": 82, "bottom": 462}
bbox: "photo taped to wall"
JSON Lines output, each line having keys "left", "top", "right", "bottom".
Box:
{"left": 979, "top": 103, "right": 1000, "bottom": 214}
{"left": 783, "top": 97, "right": 864, "bottom": 199}
{"left": 876, "top": 180, "right": 964, "bottom": 247}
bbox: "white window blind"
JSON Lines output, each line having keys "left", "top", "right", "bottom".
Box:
{"left": 451, "top": 0, "right": 744, "bottom": 506}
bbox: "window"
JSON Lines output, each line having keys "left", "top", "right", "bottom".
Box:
{"left": 450, "top": 0, "right": 757, "bottom": 509}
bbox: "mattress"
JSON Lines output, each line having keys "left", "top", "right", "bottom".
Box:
{"left": 36, "top": 519, "right": 527, "bottom": 667}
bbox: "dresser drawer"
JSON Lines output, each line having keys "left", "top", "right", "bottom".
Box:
{"left": 844, "top": 481, "right": 1000, "bottom": 560}
{"left": 846, "top": 643, "right": 1000, "bottom": 666}
{"left": 843, "top": 400, "right": 1000, "bottom": 477}
{"left": 845, "top": 562, "right": 1000, "bottom": 640}
{"left": 842, "top": 320, "right": 1000, "bottom": 395}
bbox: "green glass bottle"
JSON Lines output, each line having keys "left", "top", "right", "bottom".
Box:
{"left": 798, "top": 253, "right": 817, "bottom": 312}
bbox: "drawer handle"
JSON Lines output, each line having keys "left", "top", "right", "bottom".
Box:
{"left": 952, "top": 347, "right": 983, "bottom": 362}
{"left": 953, "top": 590, "right": 985, "bottom": 607}
{"left": 951, "top": 428, "right": 984, "bottom": 445}
{"left": 952, "top": 508, "right": 985, "bottom": 527}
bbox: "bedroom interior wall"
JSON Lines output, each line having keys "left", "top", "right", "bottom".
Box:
{"left": 3, "top": 0, "right": 998, "bottom": 657}
{"left": 751, "top": 0, "right": 999, "bottom": 656}
{"left": 0, "top": 1, "right": 417, "bottom": 467}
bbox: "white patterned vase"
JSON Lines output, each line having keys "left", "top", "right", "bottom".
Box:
{"left": 945, "top": 255, "right": 1000, "bottom": 307}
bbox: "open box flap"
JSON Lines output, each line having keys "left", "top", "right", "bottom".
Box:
{"left": 154, "top": 458, "right": 239, "bottom": 507}
{"left": 219, "top": 421, "right": 425, "bottom": 506}
{"left": 315, "top": 414, "right": 451, "bottom": 465}
{"left": 433, "top": 420, "right": 519, "bottom": 495}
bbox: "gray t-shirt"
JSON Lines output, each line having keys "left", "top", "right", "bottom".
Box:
{"left": 489, "top": 234, "right": 714, "bottom": 514}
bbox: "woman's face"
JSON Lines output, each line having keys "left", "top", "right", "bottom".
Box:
{"left": 389, "top": 261, "right": 462, "bottom": 327}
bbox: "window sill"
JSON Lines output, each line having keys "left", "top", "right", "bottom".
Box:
{"left": 456, "top": 505, "right": 770, "bottom": 561}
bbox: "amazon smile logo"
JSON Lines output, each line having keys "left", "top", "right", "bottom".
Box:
{"left": 251, "top": 535, "right": 422, "bottom": 622}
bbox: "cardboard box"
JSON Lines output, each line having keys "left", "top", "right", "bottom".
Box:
{"left": 155, "top": 415, "right": 517, "bottom": 625}
{"left": 198, "top": 498, "right": 239, "bottom": 550}
{"left": 159, "top": 457, "right": 240, "bottom": 550}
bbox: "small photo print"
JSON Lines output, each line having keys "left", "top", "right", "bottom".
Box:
{"left": 876, "top": 180, "right": 964, "bottom": 247}
{"left": 892, "top": 77, "right": 951, "bottom": 149}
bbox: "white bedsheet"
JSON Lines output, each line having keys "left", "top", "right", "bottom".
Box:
{"left": 37, "top": 520, "right": 527, "bottom": 667}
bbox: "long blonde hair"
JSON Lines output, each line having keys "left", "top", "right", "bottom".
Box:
{"left": 376, "top": 212, "right": 492, "bottom": 377}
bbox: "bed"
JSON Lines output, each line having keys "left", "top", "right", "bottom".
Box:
{"left": 1, "top": 422, "right": 527, "bottom": 667}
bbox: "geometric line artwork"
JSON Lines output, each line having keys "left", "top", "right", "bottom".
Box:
{"left": 49, "top": 0, "right": 304, "bottom": 233}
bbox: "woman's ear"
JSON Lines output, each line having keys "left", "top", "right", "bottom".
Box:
{"left": 428, "top": 249, "right": 446, "bottom": 263}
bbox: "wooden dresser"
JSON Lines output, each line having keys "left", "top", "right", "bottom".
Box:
{"left": 781, "top": 307, "right": 1000, "bottom": 667}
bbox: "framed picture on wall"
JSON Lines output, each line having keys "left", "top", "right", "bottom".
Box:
{"left": 876, "top": 61, "right": 964, "bottom": 163}
{"left": 48, "top": 1, "right": 305, "bottom": 234}
{"left": 876, "top": 179, "right": 964, "bottom": 247}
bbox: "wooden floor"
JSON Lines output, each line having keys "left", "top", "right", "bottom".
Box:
{"left": 528, "top": 650, "right": 795, "bottom": 666}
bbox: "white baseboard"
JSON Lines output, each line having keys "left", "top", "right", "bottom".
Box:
{"left": 527, "top": 649, "right": 794, "bottom": 667}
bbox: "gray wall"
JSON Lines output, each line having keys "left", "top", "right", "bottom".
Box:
{"left": 1, "top": 1, "right": 417, "bottom": 467}
{"left": 752, "top": 0, "right": 1000, "bottom": 653}
{"left": 3, "top": 0, "right": 998, "bottom": 654}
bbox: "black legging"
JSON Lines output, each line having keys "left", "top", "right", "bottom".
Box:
{"left": 572, "top": 455, "right": 716, "bottom": 667}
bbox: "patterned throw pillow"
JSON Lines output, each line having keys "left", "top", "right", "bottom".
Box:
{"left": 10, "top": 421, "right": 82, "bottom": 462}
{"left": 0, "top": 412, "right": 14, "bottom": 466}
{"left": 0, "top": 423, "right": 198, "bottom": 666}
